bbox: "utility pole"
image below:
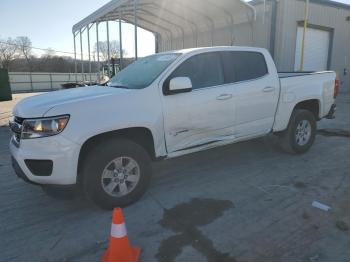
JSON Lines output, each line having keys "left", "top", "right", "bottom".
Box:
{"left": 300, "top": 0, "right": 309, "bottom": 71}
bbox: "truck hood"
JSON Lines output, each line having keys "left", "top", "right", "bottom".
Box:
{"left": 13, "top": 86, "right": 129, "bottom": 118}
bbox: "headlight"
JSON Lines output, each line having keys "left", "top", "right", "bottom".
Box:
{"left": 22, "top": 115, "right": 70, "bottom": 139}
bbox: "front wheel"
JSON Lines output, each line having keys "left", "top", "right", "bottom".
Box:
{"left": 82, "top": 139, "right": 152, "bottom": 209}
{"left": 278, "top": 109, "right": 317, "bottom": 154}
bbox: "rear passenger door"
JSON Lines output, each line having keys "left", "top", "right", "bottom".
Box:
{"left": 221, "top": 51, "right": 279, "bottom": 137}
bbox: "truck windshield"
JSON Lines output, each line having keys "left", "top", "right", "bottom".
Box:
{"left": 107, "top": 53, "right": 181, "bottom": 89}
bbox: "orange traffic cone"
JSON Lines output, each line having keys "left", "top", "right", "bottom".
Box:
{"left": 102, "top": 208, "right": 141, "bottom": 262}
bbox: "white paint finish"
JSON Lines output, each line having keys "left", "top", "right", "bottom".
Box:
{"left": 161, "top": 85, "right": 236, "bottom": 153}
{"left": 9, "top": 47, "right": 336, "bottom": 186}
{"left": 294, "top": 27, "right": 331, "bottom": 71}
{"left": 273, "top": 71, "right": 336, "bottom": 132}
{"left": 169, "top": 77, "right": 192, "bottom": 92}
{"left": 234, "top": 76, "right": 279, "bottom": 137}
{"left": 44, "top": 84, "right": 167, "bottom": 157}
{"left": 233, "top": 49, "right": 280, "bottom": 137}
{"left": 283, "top": 93, "right": 296, "bottom": 103}
{"left": 12, "top": 86, "right": 117, "bottom": 118}
{"left": 9, "top": 134, "right": 80, "bottom": 185}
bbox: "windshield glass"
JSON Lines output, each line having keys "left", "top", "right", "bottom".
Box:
{"left": 107, "top": 53, "right": 181, "bottom": 89}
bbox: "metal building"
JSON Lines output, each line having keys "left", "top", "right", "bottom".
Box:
{"left": 72, "top": 0, "right": 256, "bottom": 80}
{"left": 248, "top": 0, "right": 350, "bottom": 93}
{"left": 73, "top": 0, "right": 350, "bottom": 92}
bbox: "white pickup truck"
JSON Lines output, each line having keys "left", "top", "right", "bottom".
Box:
{"left": 9, "top": 46, "right": 337, "bottom": 209}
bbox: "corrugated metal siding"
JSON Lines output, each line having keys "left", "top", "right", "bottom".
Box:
{"left": 157, "top": 1, "right": 272, "bottom": 51}
{"left": 157, "top": 0, "right": 350, "bottom": 92}
{"left": 157, "top": 23, "right": 255, "bottom": 52}
{"left": 274, "top": 0, "right": 350, "bottom": 92}
{"left": 251, "top": 2, "right": 273, "bottom": 50}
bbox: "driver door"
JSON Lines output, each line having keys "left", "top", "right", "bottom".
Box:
{"left": 160, "top": 52, "right": 236, "bottom": 154}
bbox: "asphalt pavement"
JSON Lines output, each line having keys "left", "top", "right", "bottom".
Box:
{"left": 0, "top": 92, "right": 349, "bottom": 262}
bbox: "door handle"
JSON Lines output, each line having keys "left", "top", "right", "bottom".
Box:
{"left": 263, "top": 86, "right": 275, "bottom": 93}
{"left": 216, "top": 94, "right": 233, "bottom": 100}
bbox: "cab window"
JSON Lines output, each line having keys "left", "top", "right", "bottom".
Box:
{"left": 169, "top": 52, "right": 224, "bottom": 90}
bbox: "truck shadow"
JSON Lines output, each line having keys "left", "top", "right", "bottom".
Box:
{"left": 151, "top": 136, "right": 280, "bottom": 184}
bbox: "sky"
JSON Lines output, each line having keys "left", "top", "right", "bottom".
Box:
{"left": 0, "top": 0, "right": 156, "bottom": 59}
{"left": 1, "top": 0, "right": 350, "bottom": 59}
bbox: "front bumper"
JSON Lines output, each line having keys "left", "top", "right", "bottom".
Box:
{"left": 9, "top": 134, "right": 80, "bottom": 185}
{"left": 11, "top": 156, "right": 39, "bottom": 185}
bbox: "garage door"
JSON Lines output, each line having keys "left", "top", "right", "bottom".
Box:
{"left": 294, "top": 26, "right": 331, "bottom": 71}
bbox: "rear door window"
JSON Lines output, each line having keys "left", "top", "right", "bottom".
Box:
{"left": 169, "top": 52, "right": 224, "bottom": 90}
{"left": 221, "top": 51, "right": 268, "bottom": 84}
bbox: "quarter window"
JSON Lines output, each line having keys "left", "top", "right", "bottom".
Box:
{"left": 221, "top": 51, "right": 268, "bottom": 84}
{"left": 168, "top": 52, "right": 224, "bottom": 90}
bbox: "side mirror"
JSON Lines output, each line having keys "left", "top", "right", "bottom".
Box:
{"left": 168, "top": 77, "right": 192, "bottom": 94}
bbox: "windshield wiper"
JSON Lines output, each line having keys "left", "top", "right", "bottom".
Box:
{"left": 108, "top": 85, "right": 130, "bottom": 89}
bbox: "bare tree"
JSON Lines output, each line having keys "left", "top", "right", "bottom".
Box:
{"left": 16, "top": 36, "right": 33, "bottom": 71}
{"left": 94, "top": 40, "right": 125, "bottom": 63}
{"left": 43, "top": 48, "right": 56, "bottom": 58}
{"left": 0, "top": 38, "right": 19, "bottom": 69}
{"left": 36, "top": 48, "right": 56, "bottom": 71}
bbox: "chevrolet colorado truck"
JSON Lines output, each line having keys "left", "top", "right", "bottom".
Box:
{"left": 9, "top": 47, "right": 338, "bottom": 209}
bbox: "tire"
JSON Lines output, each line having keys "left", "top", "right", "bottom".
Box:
{"left": 279, "top": 109, "right": 316, "bottom": 154}
{"left": 82, "top": 138, "right": 152, "bottom": 210}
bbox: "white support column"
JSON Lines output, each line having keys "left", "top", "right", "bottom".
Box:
{"left": 134, "top": 0, "right": 138, "bottom": 60}
{"left": 80, "top": 29, "right": 84, "bottom": 82}
{"left": 119, "top": 10, "right": 123, "bottom": 70}
{"left": 154, "top": 33, "right": 159, "bottom": 53}
{"left": 87, "top": 25, "right": 92, "bottom": 84}
{"left": 182, "top": 30, "right": 185, "bottom": 49}
{"left": 170, "top": 31, "right": 173, "bottom": 50}
{"left": 96, "top": 22, "right": 100, "bottom": 83}
{"left": 73, "top": 32, "right": 78, "bottom": 83}
{"left": 106, "top": 21, "right": 111, "bottom": 77}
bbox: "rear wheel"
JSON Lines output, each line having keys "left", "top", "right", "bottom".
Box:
{"left": 279, "top": 109, "right": 316, "bottom": 154}
{"left": 82, "top": 138, "right": 152, "bottom": 209}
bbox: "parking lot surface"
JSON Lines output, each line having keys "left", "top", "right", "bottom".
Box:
{"left": 1, "top": 93, "right": 350, "bottom": 262}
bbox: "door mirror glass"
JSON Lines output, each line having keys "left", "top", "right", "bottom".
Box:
{"left": 168, "top": 77, "right": 192, "bottom": 94}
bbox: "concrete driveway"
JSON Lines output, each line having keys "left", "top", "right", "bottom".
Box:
{"left": 0, "top": 93, "right": 349, "bottom": 262}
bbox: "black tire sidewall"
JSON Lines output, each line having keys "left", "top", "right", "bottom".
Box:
{"left": 82, "top": 139, "right": 152, "bottom": 209}
{"left": 288, "top": 110, "right": 316, "bottom": 154}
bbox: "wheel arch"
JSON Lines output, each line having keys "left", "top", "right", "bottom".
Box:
{"left": 77, "top": 127, "right": 156, "bottom": 185}
{"left": 293, "top": 99, "right": 320, "bottom": 120}
{"left": 273, "top": 98, "right": 321, "bottom": 133}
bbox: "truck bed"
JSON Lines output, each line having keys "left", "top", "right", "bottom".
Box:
{"left": 273, "top": 70, "right": 336, "bottom": 132}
